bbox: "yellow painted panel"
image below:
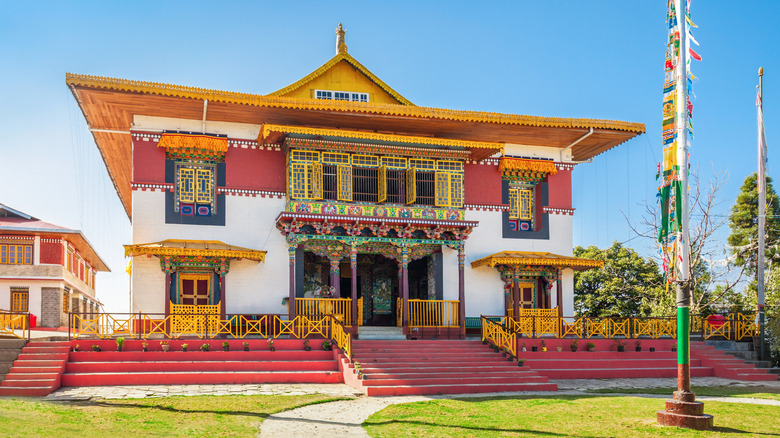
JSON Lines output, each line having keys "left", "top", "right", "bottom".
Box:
{"left": 280, "top": 61, "right": 402, "bottom": 105}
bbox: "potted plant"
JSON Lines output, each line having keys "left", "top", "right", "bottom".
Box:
{"left": 570, "top": 339, "right": 579, "bottom": 352}
{"left": 671, "top": 341, "right": 677, "bottom": 352}
{"left": 243, "top": 341, "right": 250, "bottom": 351}
{"left": 649, "top": 346, "right": 656, "bottom": 352}
{"left": 521, "top": 341, "right": 527, "bottom": 352}
{"left": 517, "top": 358, "right": 525, "bottom": 367}
{"left": 92, "top": 344, "right": 101, "bottom": 352}
{"left": 482, "top": 337, "right": 488, "bottom": 345}
{"left": 501, "top": 347, "right": 507, "bottom": 357}
{"left": 116, "top": 337, "right": 125, "bottom": 352}
{"left": 634, "top": 340, "right": 642, "bottom": 352}
{"left": 322, "top": 340, "right": 332, "bottom": 351}
{"left": 160, "top": 341, "right": 170, "bottom": 352}
{"left": 267, "top": 338, "right": 275, "bottom": 351}
{"left": 613, "top": 339, "right": 626, "bottom": 352}
{"left": 531, "top": 344, "right": 538, "bottom": 352}
{"left": 200, "top": 343, "right": 210, "bottom": 352}
{"left": 222, "top": 341, "right": 230, "bottom": 351}
{"left": 303, "top": 339, "right": 311, "bottom": 351}
{"left": 73, "top": 344, "right": 79, "bottom": 352}
{"left": 586, "top": 342, "right": 596, "bottom": 352}
{"left": 556, "top": 344, "right": 563, "bottom": 352}
{"left": 353, "top": 361, "right": 364, "bottom": 380}
{"left": 142, "top": 342, "right": 149, "bottom": 352}
{"left": 181, "top": 343, "right": 188, "bottom": 352}
{"left": 540, "top": 340, "right": 547, "bottom": 352}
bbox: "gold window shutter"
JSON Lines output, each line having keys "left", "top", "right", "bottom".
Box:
{"left": 289, "top": 162, "right": 309, "bottom": 200}
{"left": 378, "top": 165, "right": 387, "bottom": 203}
{"left": 519, "top": 188, "right": 533, "bottom": 220}
{"left": 509, "top": 188, "right": 520, "bottom": 219}
{"left": 405, "top": 167, "right": 417, "bottom": 205}
{"left": 337, "top": 165, "right": 353, "bottom": 201}
{"left": 450, "top": 173, "right": 463, "bottom": 208}
{"left": 195, "top": 169, "right": 211, "bottom": 203}
{"left": 435, "top": 172, "right": 450, "bottom": 207}
{"left": 310, "top": 162, "right": 323, "bottom": 199}
{"left": 179, "top": 168, "right": 196, "bottom": 203}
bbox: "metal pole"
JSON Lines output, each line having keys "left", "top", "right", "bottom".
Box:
{"left": 757, "top": 66, "right": 766, "bottom": 360}
{"left": 675, "top": 0, "right": 692, "bottom": 394}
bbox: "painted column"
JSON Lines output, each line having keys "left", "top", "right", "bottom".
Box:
{"left": 556, "top": 276, "right": 563, "bottom": 318}
{"left": 512, "top": 266, "right": 520, "bottom": 318}
{"left": 288, "top": 246, "right": 296, "bottom": 319}
{"left": 457, "top": 244, "right": 466, "bottom": 339}
{"left": 219, "top": 274, "right": 226, "bottom": 320}
{"left": 164, "top": 272, "right": 171, "bottom": 316}
{"left": 329, "top": 258, "right": 340, "bottom": 297}
{"left": 350, "top": 243, "right": 358, "bottom": 326}
{"left": 401, "top": 246, "right": 410, "bottom": 329}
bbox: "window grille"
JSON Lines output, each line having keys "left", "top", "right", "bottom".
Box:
{"left": 437, "top": 160, "right": 463, "bottom": 172}
{"left": 433, "top": 172, "right": 464, "bottom": 208}
{"left": 351, "top": 154, "right": 379, "bottom": 168}
{"left": 409, "top": 158, "right": 435, "bottom": 171}
{"left": 386, "top": 169, "right": 406, "bottom": 204}
{"left": 337, "top": 165, "right": 353, "bottom": 201}
{"left": 178, "top": 168, "right": 196, "bottom": 203}
{"left": 322, "top": 152, "right": 350, "bottom": 165}
{"left": 315, "top": 90, "right": 333, "bottom": 100}
{"left": 353, "top": 167, "right": 378, "bottom": 203}
{"left": 195, "top": 169, "right": 212, "bottom": 203}
{"left": 322, "top": 164, "right": 338, "bottom": 200}
{"left": 405, "top": 168, "right": 417, "bottom": 204}
{"left": 290, "top": 150, "right": 320, "bottom": 162}
{"left": 509, "top": 187, "right": 534, "bottom": 220}
{"left": 378, "top": 166, "right": 387, "bottom": 203}
{"left": 381, "top": 156, "right": 408, "bottom": 169}
{"left": 11, "top": 288, "right": 28, "bottom": 312}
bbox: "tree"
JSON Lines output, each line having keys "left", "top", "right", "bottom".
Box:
{"left": 573, "top": 242, "right": 665, "bottom": 317}
{"left": 727, "top": 173, "right": 780, "bottom": 276}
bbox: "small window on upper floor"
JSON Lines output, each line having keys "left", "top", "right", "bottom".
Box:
{"left": 176, "top": 163, "right": 216, "bottom": 217}
{"left": 0, "top": 244, "right": 32, "bottom": 265}
{"left": 315, "top": 89, "right": 369, "bottom": 102}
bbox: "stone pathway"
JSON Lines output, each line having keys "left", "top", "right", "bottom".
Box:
{"left": 40, "top": 377, "right": 780, "bottom": 437}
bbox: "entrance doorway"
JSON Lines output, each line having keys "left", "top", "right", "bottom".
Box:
{"left": 179, "top": 273, "right": 210, "bottom": 305}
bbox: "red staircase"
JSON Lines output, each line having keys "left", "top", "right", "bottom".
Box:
{"left": 60, "top": 339, "right": 342, "bottom": 386}
{"left": 691, "top": 341, "right": 777, "bottom": 381}
{"left": 347, "top": 340, "right": 557, "bottom": 396}
{"left": 0, "top": 341, "right": 69, "bottom": 397}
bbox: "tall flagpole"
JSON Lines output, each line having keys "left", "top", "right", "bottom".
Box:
{"left": 675, "top": 0, "right": 692, "bottom": 395}
{"left": 757, "top": 67, "right": 766, "bottom": 361}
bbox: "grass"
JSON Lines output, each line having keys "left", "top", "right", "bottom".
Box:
{"left": 0, "top": 394, "right": 343, "bottom": 437}
{"left": 363, "top": 395, "right": 780, "bottom": 437}
{"left": 585, "top": 385, "right": 780, "bottom": 401}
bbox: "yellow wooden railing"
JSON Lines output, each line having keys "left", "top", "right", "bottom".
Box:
{"left": 395, "top": 298, "right": 460, "bottom": 328}
{"left": 331, "top": 317, "right": 352, "bottom": 359}
{"left": 0, "top": 310, "right": 29, "bottom": 339}
{"left": 496, "top": 312, "right": 758, "bottom": 340}
{"left": 481, "top": 316, "right": 516, "bottom": 357}
{"left": 295, "top": 297, "right": 363, "bottom": 326}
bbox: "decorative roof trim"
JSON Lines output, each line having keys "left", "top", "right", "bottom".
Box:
{"left": 285, "top": 138, "right": 471, "bottom": 160}
{"left": 124, "top": 240, "right": 266, "bottom": 262}
{"left": 157, "top": 133, "right": 228, "bottom": 153}
{"left": 65, "top": 73, "right": 646, "bottom": 133}
{"left": 260, "top": 124, "right": 503, "bottom": 152}
{"left": 470, "top": 251, "right": 604, "bottom": 270}
{"left": 499, "top": 157, "right": 558, "bottom": 175}
{"left": 266, "top": 52, "right": 414, "bottom": 105}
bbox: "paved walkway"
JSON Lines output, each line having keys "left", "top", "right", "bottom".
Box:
{"left": 41, "top": 377, "right": 780, "bottom": 437}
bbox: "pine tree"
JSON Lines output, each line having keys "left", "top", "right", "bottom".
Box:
{"left": 727, "top": 173, "right": 780, "bottom": 274}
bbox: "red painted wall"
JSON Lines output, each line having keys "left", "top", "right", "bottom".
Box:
{"left": 40, "top": 241, "right": 63, "bottom": 265}
{"left": 547, "top": 168, "right": 572, "bottom": 209}
{"left": 464, "top": 163, "right": 502, "bottom": 205}
{"left": 226, "top": 147, "right": 286, "bottom": 191}
{"left": 132, "top": 137, "right": 166, "bottom": 183}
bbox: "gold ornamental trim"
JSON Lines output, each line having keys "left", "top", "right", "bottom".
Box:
{"left": 65, "top": 73, "right": 646, "bottom": 133}
{"left": 471, "top": 251, "right": 604, "bottom": 271}
{"left": 157, "top": 133, "right": 228, "bottom": 153}
{"left": 259, "top": 123, "right": 504, "bottom": 151}
{"left": 499, "top": 158, "right": 558, "bottom": 175}
{"left": 124, "top": 240, "right": 266, "bottom": 262}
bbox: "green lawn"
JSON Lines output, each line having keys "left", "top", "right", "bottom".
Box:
{"left": 0, "top": 394, "right": 342, "bottom": 437}
{"left": 363, "top": 395, "right": 780, "bottom": 437}
{"left": 586, "top": 385, "right": 780, "bottom": 401}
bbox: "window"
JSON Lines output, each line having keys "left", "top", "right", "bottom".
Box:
{"left": 176, "top": 163, "right": 215, "bottom": 216}
{"left": 11, "top": 288, "right": 28, "bottom": 312}
{"left": 509, "top": 187, "right": 534, "bottom": 220}
{"left": 179, "top": 273, "right": 211, "bottom": 305}
{"left": 1, "top": 244, "right": 32, "bottom": 265}
{"left": 314, "top": 89, "right": 369, "bottom": 102}
{"left": 63, "top": 290, "right": 69, "bottom": 313}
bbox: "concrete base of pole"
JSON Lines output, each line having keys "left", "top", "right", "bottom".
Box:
{"left": 657, "top": 391, "right": 713, "bottom": 430}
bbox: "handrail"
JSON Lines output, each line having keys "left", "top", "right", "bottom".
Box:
{"left": 481, "top": 316, "right": 516, "bottom": 357}
{"left": 295, "top": 298, "right": 360, "bottom": 326}
{"left": 0, "top": 309, "right": 30, "bottom": 341}
{"left": 330, "top": 316, "right": 352, "bottom": 359}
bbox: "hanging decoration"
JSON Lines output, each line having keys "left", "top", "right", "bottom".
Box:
{"left": 658, "top": 0, "right": 699, "bottom": 284}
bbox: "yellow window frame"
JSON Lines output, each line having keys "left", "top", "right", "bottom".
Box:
{"left": 195, "top": 169, "right": 212, "bottom": 204}
{"left": 510, "top": 187, "right": 534, "bottom": 220}
{"left": 0, "top": 244, "right": 32, "bottom": 265}
{"left": 409, "top": 158, "right": 435, "bottom": 171}
{"left": 381, "top": 156, "right": 408, "bottom": 169}
{"left": 337, "top": 165, "right": 353, "bottom": 201}
{"left": 178, "top": 168, "right": 196, "bottom": 203}
{"left": 437, "top": 160, "right": 463, "bottom": 172}
{"left": 322, "top": 152, "right": 350, "bottom": 165}
{"left": 378, "top": 165, "right": 387, "bottom": 203}
{"left": 352, "top": 154, "right": 379, "bottom": 168}
{"left": 290, "top": 150, "right": 320, "bottom": 162}
{"left": 11, "top": 288, "right": 28, "bottom": 312}
{"left": 405, "top": 167, "right": 417, "bottom": 204}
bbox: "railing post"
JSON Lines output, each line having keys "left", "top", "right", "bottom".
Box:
{"left": 532, "top": 315, "right": 536, "bottom": 338}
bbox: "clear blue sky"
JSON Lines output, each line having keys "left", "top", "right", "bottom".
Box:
{"left": 1, "top": 1, "right": 778, "bottom": 311}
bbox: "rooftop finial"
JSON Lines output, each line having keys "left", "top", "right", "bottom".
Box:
{"left": 336, "top": 23, "right": 348, "bottom": 55}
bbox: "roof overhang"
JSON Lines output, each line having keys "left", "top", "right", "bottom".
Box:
{"left": 123, "top": 239, "right": 266, "bottom": 262}
{"left": 66, "top": 73, "right": 645, "bottom": 219}
{"left": 471, "top": 251, "right": 604, "bottom": 271}
{"left": 0, "top": 226, "right": 110, "bottom": 272}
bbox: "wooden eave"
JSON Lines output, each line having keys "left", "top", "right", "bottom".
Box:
{"left": 0, "top": 227, "right": 110, "bottom": 272}
{"left": 470, "top": 251, "right": 604, "bottom": 271}
{"left": 124, "top": 239, "right": 266, "bottom": 262}
{"left": 66, "top": 74, "right": 645, "bottom": 219}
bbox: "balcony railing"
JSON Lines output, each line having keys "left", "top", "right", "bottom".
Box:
{"left": 294, "top": 297, "right": 363, "bottom": 326}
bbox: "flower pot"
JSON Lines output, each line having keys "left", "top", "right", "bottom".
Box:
{"left": 117, "top": 346, "right": 122, "bottom": 352}
{"left": 617, "top": 346, "right": 625, "bottom": 352}
{"left": 502, "top": 352, "right": 507, "bottom": 357}
{"left": 518, "top": 361, "right": 524, "bottom": 367}
{"left": 244, "top": 347, "right": 249, "bottom": 351}
{"left": 182, "top": 347, "right": 188, "bottom": 352}
{"left": 507, "top": 355, "right": 513, "bottom": 362}
{"left": 556, "top": 346, "right": 563, "bottom": 352}
{"left": 649, "top": 347, "right": 656, "bottom": 352}
{"left": 269, "top": 347, "right": 275, "bottom": 351}
{"left": 521, "top": 347, "right": 527, "bottom": 352}
{"left": 635, "top": 347, "right": 641, "bottom": 352}
{"left": 142, "top": 347, "right": 148, "bottom": 352}
{"left": 587, "top": 347, "right": 595, "bottom": 352}
{"left": 531, "top": 347, "right": 538, "bottom": 352}
{"left": 161, "top": 345, "right": 170, "bottom": 352}
{"left": 570, "top": 347, "right": 577, "bottom": 352}
{"left": 305, "top": 346, "right": 311, "bottom": 351}
{"left": 223, "top": 346, "right": 229, "bottom": 351}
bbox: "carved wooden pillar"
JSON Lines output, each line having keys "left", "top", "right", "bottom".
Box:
{"left": 164, "top": 272, "right": 171, "bottom": 317}
{"left": 350, "top": 243, "right": 358, "bottom": 326}
{"left": 401, "top": 247, "right": 410, "bottom": 329}
{"left": 557, "top": 273, "right": 563, "bottom": 317}
{"left": 457, "top": 244, "right": 466, "bottom": 339}
{"left": 329, "top": 257, "right": 340, "bottom": 297}
{"left": 512, "top": 266, "right": 520, "bottom": 319}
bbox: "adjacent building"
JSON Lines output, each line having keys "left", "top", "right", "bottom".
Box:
{"left": 0, "top": 204, "right": 108, "bottom": 328}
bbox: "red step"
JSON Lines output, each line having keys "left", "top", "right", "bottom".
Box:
{"left": 364, "top": 382, "right": 558, "bottom": 396}
{"left": 65, "top": 360, "right": 338, "bottom": 373}
{"left": 0, "top": 341, "right": 69, "bottom": 397}
{"left": 61, "top": 371, "right": 343, "bottom": 386}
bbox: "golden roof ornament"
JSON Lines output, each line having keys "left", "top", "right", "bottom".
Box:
{"left": 336, "top": 23, "right": 348, "bottom": 54}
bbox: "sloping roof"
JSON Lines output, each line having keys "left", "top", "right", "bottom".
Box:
{"left": 0, "top": 206, "right": 110, "bottom": 272}
{"left": 124, "top": 239, "right": 266, "bottom": 262}
{"left": 470, "top": 251, "right": 604, "bottom": 271}
{"left": 267, "top": 52, "right": 414, "bottom": 105}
